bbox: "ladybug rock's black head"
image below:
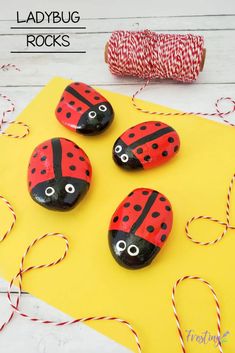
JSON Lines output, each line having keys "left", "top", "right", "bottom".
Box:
{"left": 30, "top": 177, "right": 89, "bottom": 211}
{"left": 77, "top": 102, "right": 114, "bottom": 135}
{"left": 109, "top": 230, "right": 160, "bottom": 269}
{"left": 112, "top": 138, "right": 142, "bottom": 170}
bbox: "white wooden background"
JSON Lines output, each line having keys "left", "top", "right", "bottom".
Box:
{"left": 1, "top": 0, "right": 235, "bottom": 352}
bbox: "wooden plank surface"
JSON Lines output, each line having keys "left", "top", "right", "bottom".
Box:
{"left": 0, "top": 2, "right": 235, "bottom": 352}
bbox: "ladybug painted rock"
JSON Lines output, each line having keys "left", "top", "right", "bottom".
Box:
{"left": 55, "top": 82, "right": 114, "bottom": 135}
{"left": 28, "top": 137, "right": 92, "bottom": 211}
{"left": 109, "top": 188, "right": 173, "bottom": 269}
{"left": 113, "top": 121, "right": 180, "bottom": 170}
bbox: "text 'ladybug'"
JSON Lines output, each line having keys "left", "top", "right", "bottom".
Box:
{"left": 55, "top": 82, "right": 114, "bottom": 135}
{"left": 113, "top": 121, "right": 180, "bottom": 170}
{"left": 109, "top": 188, "right": 173, "bottom": 269}
{"left": 28, "top": 137, "right": 92, "bottom": 211}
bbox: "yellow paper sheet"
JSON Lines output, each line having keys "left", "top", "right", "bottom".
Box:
{"left": 0, "top": 77, "right": 234, "bottom": 353}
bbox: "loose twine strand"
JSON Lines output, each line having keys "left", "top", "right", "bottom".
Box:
{"left": 107, "top": 30, "right": 235, "bottom": 125}
{"left": 0, "top": 194, "right": 224, "bottom": 352}
{"left": 0, "top": 65, "right": 30, "bottom": 138}
{"left": 172, "top": 276, "right": 223, "bottom": 353}
{"left": 0, "top": 194, "right": 142, "bottom": 353}
{"left": 186, "top": 173, "right": 235, "bottom": 246}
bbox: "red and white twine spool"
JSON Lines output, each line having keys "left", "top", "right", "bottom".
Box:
{"left": 186, "top": 172, "right": 235, "bottom": 245}
{"left": 106, "top": 30, "right": 235, "bottom": 125}
{"left": 0, "top": 65, "right": 30, "bottom": 138}
{"left": 172, "top": 276, "right": 223, "bottom": 353}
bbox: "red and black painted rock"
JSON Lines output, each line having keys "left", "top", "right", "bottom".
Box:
{"left": 55, "top": 82, "right": 114, "bottom": 135}
{"left": 109, "top": 188, "right": 173, "bottom": 269}
{"left": 113, "top": 121, "right": 180, "bottom": 170}
{"left": 28, "top": 137, "right": 92, "bottom": 211}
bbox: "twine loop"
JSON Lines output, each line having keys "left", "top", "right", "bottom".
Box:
{"left": 0, "top": 195, "right": 142, "bottom": 353}
{"left": 186, "top": 173, "right": 235, "bottom": 246}
{"left": 0, "top": 65, "right": 30, "bottom": 138}
{"left": 172, "top": 276, "right": 223, "bottom": 353}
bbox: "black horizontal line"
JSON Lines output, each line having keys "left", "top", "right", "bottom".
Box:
{"left": 11, "top": 51, "right": 86, "bottom": 53}
{"left": 11, "top": 26, "right": 87, "bottom": 29}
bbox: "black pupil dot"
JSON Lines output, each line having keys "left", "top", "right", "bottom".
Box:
{"left": 155, "top": 122, "right": 161, "bottom": 126}
{"left": 85, "top": 90, "right": 90, "bottom": 93}
{"left": 166, "top": 205, "right": 171, "bottom": 211}
{"left": 70, "top": 165, "right": 76, "bottom": 171}
{"left": 94, "top": 96, "right": 100, "bottom": 100}
{"left": 137, "top": 148, "right": 143, "bottom": 154}
{"left": 142, "top": 191, "right": 149, "bottom": 195}
{"left": 134, "top": 204, "right": 142, "bottom": 211}
{"left": 129, "top": 246, "right": 137, "bottom": 253}
{"left": 152, "top": 143, "right": 158, "bottom": 149}
{"left": 162, "top": 151, "right": 168, "bottom": 157}
{"left": 152, "top": 212, "right": 160, "bottom": 218}
{"left": 57, "top": 107, "right": 62, "bottom": 113}
{"left": 161, "top": 235, "right": 167, "bottom": 242}
{"left": 66, "top": 112, "right": 71, "bottom": 118}
{"left": 41, "top": 156, "right": 46, "bottom": 161}
{"left": 113, "top": 216, "right": 119, "bottom": 223}
{"left": 86, "top": 170, "right": 90, "bottom": 176}
{"left": 119, "top": 242, "right": 125, "bottom": 249}
{"left": 168, "top": 137, "right": 174, "bottom": 143}
{"left": 79, "top": 156, "right": 85, "bottom": 161}
{"left": 67, "top": 152, "right": 73, "bottom": 157}
{"left": 31, "top": 168, "right": 36, "bottom": 174}
{"left": 129, "top": 133, "right": 135, "bottom": 138}
{"left": 43, "top": 146, "right": 48, "bottom": 149}
{"left": 123, "top": 216, "right": 129, "bottom": 222}
{"left": 160, "top": 197, "right": 166, "bottom": 201}
{"left": 69, "top": 101, "right": 75, "bottom": 105}
{"left": 140, "top": 126, "right": 147, "bottom": 130}
{"left": 41, "top": 170, "right": 46, "bottom": 174}
{"left": 77, "top": 107, "right": 82, "bottom": 112}
{"left": 33, "top": 153, "right": 38, "bottom": 158}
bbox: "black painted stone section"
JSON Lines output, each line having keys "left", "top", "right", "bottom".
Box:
{"left": 109, "top": 230, "right": 160, "bottom": 270}
{"left": 30, "top": 177, "right": 89, "bottom": 211}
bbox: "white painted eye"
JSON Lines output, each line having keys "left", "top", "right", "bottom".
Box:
{"left": 121, "top": 154, "right": 129, "bottom": 163}
{"left": 88, "top": 111, "right": 97, "bottom": 119}
{"left": 99, "top": 104, "right": 107, "bottom": 112}
{"left": 127, "top": 245, "right": 139, "bottom": 256}
{"left": 116, "top": 240, "right": 126, "bottom": 252}
{"left": 115, "top": 145, "right": 122, "bottom": 153}
{"left": 45, "top": 187, "right": 55, "bottom": 197}
{"left": 65, "top": 184, "right": 75, "bottom": 194}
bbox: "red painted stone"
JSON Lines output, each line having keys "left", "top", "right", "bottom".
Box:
{"left": 28, "top": 137, "right": 92, "bottom": 210}
{"left": 55, "top": 82, "right": 114, "bottom": 135}
{"left": 113, "top": 121, "right": 180, "bottom": 170}
{"left": 109, "top": 187, "right": 173, "bottom": 269}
